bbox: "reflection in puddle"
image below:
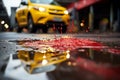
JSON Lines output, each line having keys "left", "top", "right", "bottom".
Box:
{"left": 103, "top": 41, "right": 120, "bottom": 48}
{"left": 12, "top": 37, "right": 120, "bottom": 76}
{"left": 15, "top": 46, "right": 70, "bottom": 74}
{"left": 71, "top": 48, "right": 120, "bottom": 66}
{"left": 48, "top": 47, "right": 120, "bottom": 80}
{"left": 15, "top": 38, "right": 120, "bottom": 67}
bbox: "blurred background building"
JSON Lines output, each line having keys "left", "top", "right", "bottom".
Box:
{"left": 0, "top": 0, "right": 10, "bottom": 32}
{"left": 66, "top": 0, "right": 120, "bottom": 32}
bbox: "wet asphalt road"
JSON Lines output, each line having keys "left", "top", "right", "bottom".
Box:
{"left": 0, "top": 32, "right": 119, "bottom": 41}
{"left": 0, "top": 32, "right": 120, "bottom": 80}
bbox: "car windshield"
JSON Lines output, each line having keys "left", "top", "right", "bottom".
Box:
{"left": 30, "top": 0, "right": 60, "bottom": 5}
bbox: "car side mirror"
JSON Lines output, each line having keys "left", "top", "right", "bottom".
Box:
{"left": 21, "top": 1, "right": 28, "bottom": 5}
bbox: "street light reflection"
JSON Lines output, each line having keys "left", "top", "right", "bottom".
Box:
{"left": 4, "top": 24, "right": 9, "bottom": 29}
{"left": 42, "top": 59, "right": 48, "bottom": 65}
{"left": 1, "top": 20, "right": 5, "bottom": 24}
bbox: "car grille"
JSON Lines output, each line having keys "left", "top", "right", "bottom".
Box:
{"left": 48, "top": 8, "right": 64, "bottom": 16}
{"left": 49, "top": 12, "right": 64, "bottom": 16}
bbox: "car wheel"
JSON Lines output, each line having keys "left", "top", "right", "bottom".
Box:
{"left": 62, "top": 26, "right": 67, "bottom": 33}
{"left": 17, "top": 27, "right": 23, "bottom": 33}
{"left": 28, "top": 15, "right": 37, "bottom": 33}
{"left": 16, "top": 20, "right": 23, "bottom": 33}
{"left": 42, "top": 26, "right": 48, "bottom": 33}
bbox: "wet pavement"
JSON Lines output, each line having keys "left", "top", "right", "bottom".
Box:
{"left": 0, "top": 32, "right": 120, "bottom": 80}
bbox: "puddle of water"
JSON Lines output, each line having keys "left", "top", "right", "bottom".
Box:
{"left": 14, "top": 38, "right": 120, "bottom": 63}
{"left": 14, "top": 38, "right": 120, "bottom": 66}
{"left": 102, "top": 41, "right": 120, "bottom": 48}
{"left": 71, "top": 48, "right": 120, "bottom": 66}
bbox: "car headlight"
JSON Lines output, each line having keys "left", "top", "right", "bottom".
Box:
{"left": 39, "top": 7, "right": 46, "bottom": 12}
{"left": 64, "top": 10, "right": 69, "bottom": 14}
{"left": 33, "top": 6, "right": 46, "bottom": 12}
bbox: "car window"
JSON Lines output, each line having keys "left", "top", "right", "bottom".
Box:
{"left": 22, "top": 0, "right": 28, "bottom": 4}
{"left": 19, "top": 0, "right": 28, "bottom": 7}
{"left": 30, "top": 0, "right": 60, "bottom": 5}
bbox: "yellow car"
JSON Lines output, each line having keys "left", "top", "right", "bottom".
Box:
{"left": 16, "top": 47, "right": 70, "bottom": 74}
{"left": 15, "top": 0, "right": 70, "bottom": 33}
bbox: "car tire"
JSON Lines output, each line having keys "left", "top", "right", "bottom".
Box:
{"left": 28, "top": 15, "right": 37, "bottom": 33}
{"left": 17, "top": 27, "right": 23, "bottom": 33}
{"left": 62, "top": 26, "right": 67, "bottom": 33}
{"left": 42, "top": 26, "right": 48, "bottom": 33}
{"left": 12, "top": 54, "right": 18, "bottom": 59}
{"left": 16, "top": 20, "right": 23, "bottom": 33}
